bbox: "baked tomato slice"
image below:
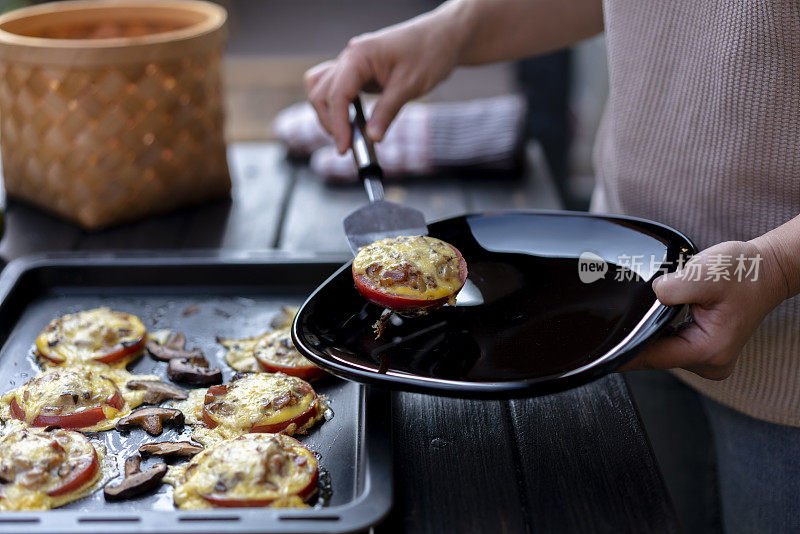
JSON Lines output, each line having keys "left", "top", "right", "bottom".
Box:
{"left": 47, "top": 443, "right": 99, "bottom": 497}
{"left": 10, "top": 380, "right": 124, "bottom": 430}
{"left": 36, "top": 308, "right": 146, "bottom": 365}
{"left": 254, "top": 360, "right": 325, "bottom": 382}
{"left": 199, "top": 469, "right": 318, "bottom": 508}
{"left": 352, "top": 236, "right": 468, "bottom": 311}
{"left": 193, "top": 434, "right": 318, "bottom": 508}
{"left": 201, "top": 374, "right": 322, "bottom": 435}
{"left": 199, "top": 494, "right": 277, "bottom": 508}
{"left": 200, "top": 384, "right": 230, "bottom": 429}
{"left": 248, "top": 399, "right": 320, "bottom": 434}
{"left": 253, "top": 330, "right": 325, "bottom": 381}
{"left": 0, "top": 428, "right": 101, "bottom": 501}
{"left": 92, "top": 338, "right": 145, "bottom": 364}
{"left": 31, "top": 405, "right": 108, "bottom": 430}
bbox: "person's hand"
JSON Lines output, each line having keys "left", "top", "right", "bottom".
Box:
{"left": 623, "top": 240, "right": 788, "bottom": 379}
{"left": 304, "top": 10, "right": 466, "bottom": 154}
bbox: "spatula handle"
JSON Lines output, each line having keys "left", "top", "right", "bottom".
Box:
{"left": 350, "top": 97, "right": 385, "bottom": 202}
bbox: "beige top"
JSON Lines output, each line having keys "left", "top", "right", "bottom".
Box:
{"left": 593, "top": 0, "right": 800, "bottom": 426}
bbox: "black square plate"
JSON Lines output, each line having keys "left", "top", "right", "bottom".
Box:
{"left": 293, "top": 211, "right": 696, "bottom": 398}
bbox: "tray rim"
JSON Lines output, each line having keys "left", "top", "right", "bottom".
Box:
{"left": 292, "top": 209, "right": 698, "bottom": 399}
{"left": 0, "top": 252, "right": 393, "bottom": 534}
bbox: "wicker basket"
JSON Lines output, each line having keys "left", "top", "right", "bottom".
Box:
{"left": 0, "top": 0, "right": 230, "bottom": 229}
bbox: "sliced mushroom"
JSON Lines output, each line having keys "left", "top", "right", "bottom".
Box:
{"left": 164, "top": 331, "right": 186, "bottom": 351}
{"left": 115, "top": 407, "right": 184, "bottom": 436}
{"left": 146, "top": 331, "right": 203, "bottom": 361}
{"left": 126, "top": 380, "right": 188, "bottom": 404}
{"left": 139, "top": 441, "right": 203, "bottom": 458}
{"left": 167, "top": 356, "right": 222, "bottom": 385}
{"left": 124, "top": 453, "right": 142, "bottom": 477}
{"left": 104, "top": 454, "right": 167, "bottom": 500}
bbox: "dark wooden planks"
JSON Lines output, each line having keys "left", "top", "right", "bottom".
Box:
{"left": 382, "top": 178, "right": 470, "bottom": 223}
{"left": 180, "top": 143, "right": 293, "bottom": 249}
{"left": 382, "top": 393, "right": 530, "bottom": 534}
{"left": 509, "top": 375, "right": 680, "bottom": 533}
{"left": 279, "top": 167, "right": 471, "bottom": 253}
{"left": 278, "top": 165, "right": 375, "bottom": 252}
{"left": 0, "top": 156, "right": 82, "bottom": 261}
{"left": 75, "top": 210, "right": 190, "bottom": 250}
{"left": 0, "top": 201, "right": 83, "bottom": 262}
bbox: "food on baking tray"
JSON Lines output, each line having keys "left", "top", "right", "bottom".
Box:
{"left": 115, "top": 407, "right": 184, "bottom": 436}
{"left": 125, "top": 380, "right": 187, "bottom": 404}
{"left": 176, "top": 372, "right": 326, "bottom": 442}
{"left": 218, "top": 333, "right": 267, "bottom": 373}
{"left": 0, "top": 366, "right": 164, "bottom": 432}
{"left": 146, "top": 331, "right": 203, "bottom": 362}
{"left": 147, "top": 330, "right": 222, "bottom": 385}
{"left": 36, "top": 308, "right": 146, "bottom": 367}
{"left": 103, "top": 454, "right": 167, "bottom": 501}
{"left": 220, "top": 328, "right": 324, "bottom": 381}
{"left": 167, "top": 355, "right": 223, "bottom": 385}
{"left": 168, "top": 433, "right": 318, "bottom": 509}
{"left": 218, "top": 306, "right": 324, "bottom": 380}
{"left": 0, "top": 427, "right": 107, "bottom": 510}
{"left": 252, "top": 329, "right": 325, "bottom": 381}
{"left": 352, "top": 235, "right": 468, "bottom": 311}
{"left": 139, "top": 441, "right": 203, "bottom": 459}
{"left": 0, "top": 301, "right": 336, "bottom": 512}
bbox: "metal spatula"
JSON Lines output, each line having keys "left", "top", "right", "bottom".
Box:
{"left": 343, "top": 97, "right": 427, "bottom": 255}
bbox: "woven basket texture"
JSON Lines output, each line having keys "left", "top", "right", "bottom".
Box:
{"left": 0, "top": 2, "right": 230, "bottom": 229}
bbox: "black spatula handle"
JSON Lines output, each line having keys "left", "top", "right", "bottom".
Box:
{"left": 350, "top": 97, "right": 385, "bottom": 202}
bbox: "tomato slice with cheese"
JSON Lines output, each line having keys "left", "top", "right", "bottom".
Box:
{"left": 201, "top": 373, "right": 324, "bottom": 436}
{"left": 46, "top": 444, "right": 99, "bottom": 497}
{"left": 352, "top": 235, "right": 468, "bottom": 311}
{"left": 0, "top": 428, "right": 101, "bottom": 510}
{"left": 253, "top": 329, "right": 325, "bottom": 381}
{"left": 36, "top": 308, "right": 146, "bottom": 366}
{"left": 4, "top": 367, "right": 125, "bottom": 430}
{"left": 172, "top": 433, "right": 318, "bottom": 509}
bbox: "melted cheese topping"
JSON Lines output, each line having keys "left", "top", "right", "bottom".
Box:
{"left": 219, "top": 334, "right": 264, "bottom": 373}
{"left": 0, "top": 366, "right": 159, "bottom": 432}
{"left": 36, "top": 308, "right": 146, "bottom": 368}
{"left": 219, "top": 307, "right": 301, "bottom": 373}
{"left": 168, "top": 433, "right": 317, "bottom": 509}
{"left": 0, "top": 427, "right": 109, "bottom": 510}
{"left": 174, "top": 373, "right": 325, "bottom": 444}
{"left": 253, "top": 328, "right": 319, "bottom": 370}
{"left": 174, "top": 388, "right": 209, "bottom": 426}
{"left": 353, "top": 236, "right": 463, "bottom": 300}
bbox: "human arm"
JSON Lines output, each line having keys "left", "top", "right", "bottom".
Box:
{"left": 304, "top": 0, "right": 604, "bottom": 153}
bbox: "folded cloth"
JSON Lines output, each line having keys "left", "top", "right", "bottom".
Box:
{"left": 272, "top": 95, "right": 527, "bottom": 183}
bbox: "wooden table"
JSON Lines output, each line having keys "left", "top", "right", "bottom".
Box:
{"left": 0, "top": 143, "right": 679, "bottom": 533}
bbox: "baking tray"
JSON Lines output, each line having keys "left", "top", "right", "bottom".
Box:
{"left": 0, "top": 252, "right": 392, "bottom": 534}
